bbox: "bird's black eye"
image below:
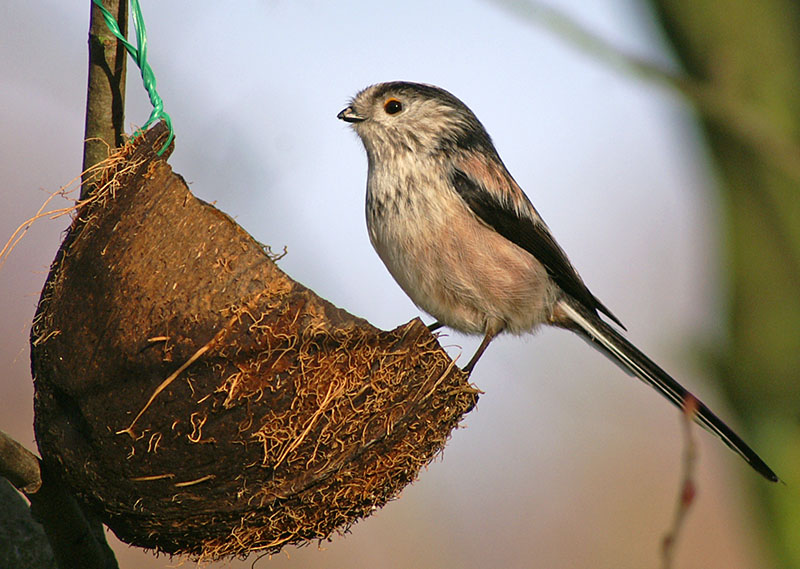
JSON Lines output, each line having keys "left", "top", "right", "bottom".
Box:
{"left": 384, "top": 98, "right": 403, "bottom": 115}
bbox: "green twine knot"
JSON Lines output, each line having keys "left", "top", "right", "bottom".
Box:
{"left": 92, "top": 0, "right": 174, "bottom": 154}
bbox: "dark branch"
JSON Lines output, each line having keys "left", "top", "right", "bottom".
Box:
{"left": 0, "top": 430, "right": 119, "bottom": 569}
{"left": 82, "top": 0, "right": 128, "bottom": 199}
{"left": 0, "top": 430, "right": 41, "bottom": 494}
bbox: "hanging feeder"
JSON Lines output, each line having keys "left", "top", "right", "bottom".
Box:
{"left": 31, "top": 122, "right": 478, "bottom": 560}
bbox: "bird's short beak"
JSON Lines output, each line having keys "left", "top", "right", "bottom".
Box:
{"left": 337, "top": 106, "right": 366, "bottom": 123}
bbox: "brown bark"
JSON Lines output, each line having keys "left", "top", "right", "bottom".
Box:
{"left": 82, "top": 0, "right": 128, "bottom": 198}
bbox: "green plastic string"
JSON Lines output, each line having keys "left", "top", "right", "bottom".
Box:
{"left": 92, "top": 0, "right": 174, "bottom": 154}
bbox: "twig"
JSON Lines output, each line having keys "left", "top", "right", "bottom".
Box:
{"left": 487, "top": 0, "right": 800, "bottom": 182}
{"left": 82, "top": 0, "right": 128, "bottom": 198}
{"left": 0, "top": 3, "right": 131, "bottom": 567}
{"left": 661, "top": 394, "right": 699, "bottom": 569}
{"left": 28, "top": 463, "right": 119, "bottom": 569}
{"left": 0, "top": 430, "right": 118, "bottom": 568}
{"left": 0, "top": 430, "right": 42, "bottom": 494}
{"left": 489, "top": 0, "right": 800, "bottom": 310}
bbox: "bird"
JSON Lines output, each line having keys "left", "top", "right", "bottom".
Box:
{"left": 337, "top": 81, "right": 778, "bottom": 482}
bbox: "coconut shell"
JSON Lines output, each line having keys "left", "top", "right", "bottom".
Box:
{"left": 31, "top": 122, "right": 478, "bottom": 560}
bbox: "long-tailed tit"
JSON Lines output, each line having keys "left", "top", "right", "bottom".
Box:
{"left": 337, "top": 81, "right": 777, "bottom": 482}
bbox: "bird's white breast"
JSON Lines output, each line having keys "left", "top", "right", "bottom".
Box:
{"left": 365, "top": 158, "right": 558, "bottom": 335}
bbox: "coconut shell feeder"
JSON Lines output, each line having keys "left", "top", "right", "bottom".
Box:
{"left": 31, "top": 122, "right": 479, "bottom": 560}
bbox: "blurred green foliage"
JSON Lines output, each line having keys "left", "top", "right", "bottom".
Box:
{"left": 651, "top": 2, "right": 800, "bottom": 567}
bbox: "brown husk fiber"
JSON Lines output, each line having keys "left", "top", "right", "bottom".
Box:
{"left": 31, "top": 123, "right": 478, "bottom": 560}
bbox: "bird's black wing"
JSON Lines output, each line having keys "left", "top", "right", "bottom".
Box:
{"left": 449, "top": 165, "right": 778, "bottom": 482}
{"left": 450, "top": 167, "right": 625, "bottom": 329}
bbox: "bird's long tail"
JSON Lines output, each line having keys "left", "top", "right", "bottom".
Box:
{"left": 555, "top": 298, "right": 778, "bottom": 482}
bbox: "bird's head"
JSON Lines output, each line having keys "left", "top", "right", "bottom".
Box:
{"left": 338, "top": 81, "right": 493, "bottom": 162}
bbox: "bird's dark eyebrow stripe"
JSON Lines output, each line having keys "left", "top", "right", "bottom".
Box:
{"left": 450, "top": 168, "right": 624, "bottom": 328}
